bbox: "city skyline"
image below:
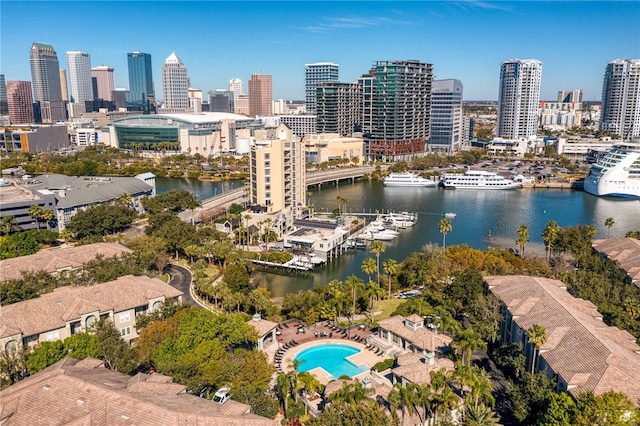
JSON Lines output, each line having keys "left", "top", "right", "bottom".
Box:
{"left": 2, "top": 1, "right": 639, "bottom": 102}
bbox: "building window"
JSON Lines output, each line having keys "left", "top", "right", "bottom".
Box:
{"left": 120, "top": 327, "right": 132, "bottom": 337}
{"left": 70, "top": 321, "right": 81, "bottom": 336}
{"left": 152, "top": 301, "right": 162, "bottom": 311}
{"left": 5, "top": 340, "right": 18, "bottom": 352}
{"left": 119, "top": 312, "right": 131, "bottom": 323}
{"left": 47, "top": 331, "right": 60, "bottom": 341}
{"left": 85, "top": 315, "right": 96, "bottom": 329}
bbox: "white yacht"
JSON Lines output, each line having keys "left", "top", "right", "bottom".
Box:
{"left": 584, "top": 141, "right": 640, "bottom": 199}
{"left": 383, "top": 171, "right": 437, "bottom": 187}
{"left": 441, "top": 170, "right": 522, "bottom": 190}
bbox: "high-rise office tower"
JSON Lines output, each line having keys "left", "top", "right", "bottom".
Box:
{"left": 228, "top": 78, "right": 244, "bottom": 98}
{"left": 209, "top": 90, "right": 234, "bottom": 113}
{"left": 59, "top": 70, "right": 69, "bottom": 102}
{"left": 305, "top": 62, "right": 339, "bottom": 113}
{"left": 161, "top": 52, "right": 189, "bottom": 112}
{"left": 600, "top": 59, "right": 640, "bottom": 139}
{"left": 316, "top": 82, "right": 361, "bottom": 136}
{"left": 496, "top": 59, "right": 542, "bottom": 140}
{"left": 367, "top": 60, "right": 433, "bottom": 160}
{"left": 127, "top": 51, "right": 155, "bottom": 113}
{"left": 30, "top": 42, "right": 65, "bottom": 122}
{"left": 66, "top": 51, "right": 93, "bottom": 103}
{"left": 558, "top": 89, "right": 582, "bottom": 103}
{"left": 429, "top": 79, "right": 464, "bottom": 152}
{"left": 6, "top": 81, "right": 34, "bottom": 124}
{"left": 91, "top": 66, "right": 115, "bottom": 101}
{"left": 0, "top": 75, "right": 7, "bottom": 116}
{"left": 249, "top": 74, "right": 272, "bottom": 117}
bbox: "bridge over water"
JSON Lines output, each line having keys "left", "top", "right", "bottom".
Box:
{"left": 178, "top": 166, "right": 381, "bottom": 223}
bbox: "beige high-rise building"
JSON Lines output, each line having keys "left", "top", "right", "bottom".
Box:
{"left": 250, "top": 124, "right": 305, "bottom": 218}
{"left": 91, "top": 66, "right": 115, "bottom": 101}
{"left": 249, "top": 73, "right": 272, "bottom": 117}
{"left": 59, "top": 70, "right": 69, "bottom": 102}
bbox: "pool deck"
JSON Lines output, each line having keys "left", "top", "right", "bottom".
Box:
{"left": 269, "top": 322, "right": 385, "bottom": 385}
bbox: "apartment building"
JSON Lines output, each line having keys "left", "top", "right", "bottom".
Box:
{"left": 497, "top": 59, "right": 542, "bottom": 140}
{"left": 315, "top": 82, "right": 361, "bottom": 136}
{"left": 600, "top": 59, "right": 640, "bottom": 139}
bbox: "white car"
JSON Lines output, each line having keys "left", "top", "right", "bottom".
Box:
{"left": 212, "top": 386, "right": 230, "bottom": 404}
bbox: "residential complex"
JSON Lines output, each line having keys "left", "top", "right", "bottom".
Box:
{"left": 91, "top": 65, "right": 115, "bottom": 101}
{"left": 539, "top": 101, "right": 582, "bottom": 129}
{"left": 305, "top": 62, "right": 339, "bottom": 113}
{"left": 0, "top": 357, "right": 278, "bottom": 425}
{"left": 558, "top": 89, "right": 583, "bottom": 103}
{"left": 429, "top": 79, "right": 464, "bottom": 152}
{"left": 29, "top": 42, "right": 65, "bottom": 123}
{"left": 600, "top": 59, "right": 640, "bottom": 139}
{"left": 280, "top": 115, "right": 317, "bottom": 138}
{"left": 6, "top": 81, "right": 34, "bottom": 124}
{"left": 249, "top": 73, "right": 273, "bottom": 117}
{"left": 496, "top": 58, "right": 542, "bottom": 140}
{"left": 160, "top": 52, "right": 189, "bottom": 113}
{"left": 486, "top": 275, "right": 640, "bottom": 406}
{"left": 365, "top": 60, "right": 434, "bottom": 161}
{"left": 315, "top": 81, "right": 361, "bottom": 136}
{"left": 0, "top": 275, "right": 182, "bottom": 350}
{"left": 126, "top": 51, "right": 154, "bottom": 113}
{"left": 66, "top": 51, "right": 93, "bottom": 104}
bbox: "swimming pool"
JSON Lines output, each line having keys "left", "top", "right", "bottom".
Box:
{"left": 295, "top": 344, "right": 368, "bottom": 379}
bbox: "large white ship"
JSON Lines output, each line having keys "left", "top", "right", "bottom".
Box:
{"left": 584, "top": 141, "right": 640, "bottom": 198}
{"left": 441, "top": 170, "right": 522, "bottom": 190}
{"left": 383, "top": 171, "right": 437, "bottom": 187}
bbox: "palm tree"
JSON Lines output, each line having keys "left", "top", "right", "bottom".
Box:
{"left": 516, "top": 224, "right": 529, "bottom": 255}
{"left": 468, "top": 369, "right": 495, "bottom": 409}
{"left": 526, "top": 324, "right": 547, "bottom": 374}
{"left": 369, "top": 240, "right": 386, "bottom": 287}
{"left": 383, "top": 258, "right": 399, "bottom": 299}
{"left": 604, "top": 217, "right": 615, "bottom": 238}
{"left": 329, "top": 382, "right": 373, "bottom": 405}
{"left": 361, "top": 257, "right": 377, "bottom": 283}
{"left": 275, "top": 373, "right": 291, "bottom": 414}
{"left": 462, "top": 403, "right": 501, "bottom": 426}
{"left": 433, "top": 385, "right": 459, "bottom": 423}
{"left": 451, "top": 327, "right": 487, "bottom": 366}
{"left": 542, "top": 220, "right": 560, "bottom": 264}
{"left": 0, "top": 215, "right": 20, "bottom": 235}
{"left": 388, "top": 383, "right": 415, "bottom": 426}
{"left": 40, "top": 209, "right": 54, "bottom": 230}
{"left": 345, "top": 275, "right": 363, "bottom": 325}
{"left": 28, "top": 204, "right": 44, "bottom": 230}
{"left": 364, "top": 281, "right": 386, "bottom": 320}
{"left": 439, "top": 218, "right": 453, "bottom": 251}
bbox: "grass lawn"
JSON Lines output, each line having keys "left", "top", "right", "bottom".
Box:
{"left": 373, "top": 298, "right": 404, "bottom": 321}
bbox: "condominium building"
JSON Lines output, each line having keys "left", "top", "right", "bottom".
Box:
{"left": 90, "top": 65, "right": 115, "bottom": 101}
{"left": 366, "top": 60, "right": 433, "bottom": 161}
{"left": 66, "top": 51, "right": 93, "bottom": 103}
{"left": 30, "top": 42, "right": 65, "bottom": 123}
{"left": 429, "top": 79, "right": 463, "bottom": 152}
{"left": 496, "top": 59, "right": 542, "bottom": 140}
{"left": 126, "top": 51, "right": 154, "bottom": 113}
{"left": 250, "top": 123, "right": 305, "bottom": 217}
{"left": 249, "top": 73, "right": 272, "bottom": 117}
{"left": 558, "top": 89, "right": 583, "bottom": 103}
{"left": 600, "top": 59, "right": 640, "bottom": 139}
{"left": 316, "top": 81, "right": 361, "bottom": 136}
{"left": 160, "top": 52, "right": 189, "bottom": 113}
{"left": 228, "top": 78, "right": 245, "bottom": 98}
{"left": 6, "top": 81, "right": 34, "bottom": 124}
{"left": 305, "top": 62, "right": 339, "bottom": 113}
{"left": 280, "top": 115, "right": 317, "bottom": 138}
{"left": 357, "top": 74, "right": 374, "bottom": 136}
{"left": 540, "top": 101, "right": 582, "bottom": 128}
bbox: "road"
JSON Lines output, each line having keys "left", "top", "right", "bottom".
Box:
{"left": 166, "top": 264, "right": 199, "bottom": 308}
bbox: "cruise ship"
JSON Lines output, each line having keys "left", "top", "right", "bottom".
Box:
{"left": 383, "top": 171, "right": 437, "bottom": 187}
{"left": 441, "top": 170, "right": 522, "bottom": 190}
{"left": 584, "top": 141, "right": 640, "bottom": 198}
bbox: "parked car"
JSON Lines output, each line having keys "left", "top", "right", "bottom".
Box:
{"left": 212, "top": 386, "right": 231, "bottom": 404}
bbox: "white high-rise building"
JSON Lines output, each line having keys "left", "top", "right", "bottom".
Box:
{"left": 496, "top": 59, "right": 542, "bottom": 140}
{"left": 161, "top": 52, "right": 189, "bottom": 112}
{"left": 305, "top": 62, "right": 339, "bottom": 113}
{"left": 429, "top": 79, "right": 463, "bottom": 152}
{"left": 66, "top": 51, "right": 93, "bottom": 103}
{"left": 600, "top": 59, "right": 640, "bottom": 139}
{"left": 228, "top": 78, "right": 244, "bottom": 98}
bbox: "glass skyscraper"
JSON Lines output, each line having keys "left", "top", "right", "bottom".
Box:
{"left": 30, "top": 42, "right": 65, "bottom": 122}
{"left": 127, "top": 52, "right": 154, "bottom": 113}
{"left": 305, "top": 62, "right": 339, "bottom": 113}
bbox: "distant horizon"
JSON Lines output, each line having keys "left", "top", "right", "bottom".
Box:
{"left": 2, "top": 1, "right": 638, "bottom": 102}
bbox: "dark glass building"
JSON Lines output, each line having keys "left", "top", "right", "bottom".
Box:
{"left": 126, "top": 52, "right": 155, "bottom": 114}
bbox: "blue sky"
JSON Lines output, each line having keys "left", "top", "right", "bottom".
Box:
{"left": 2, "top": 1, "right": 639, "bottom": 101}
